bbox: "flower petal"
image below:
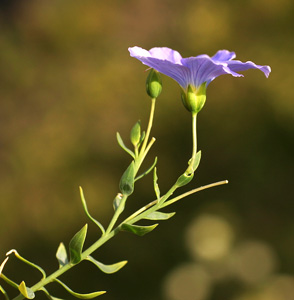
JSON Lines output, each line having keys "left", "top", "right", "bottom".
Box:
{"left": 211, "top": 50, "right": 236, "bottom": 62}
{"left": 227, "top": 60, "right": 271, "bottom": 78}
{"left": 181, "top": 56, "right": 238, "bottom": 87}
{"left": 149, "top": 47, "right": 182, "bottom": 64}
{"left": 129, "top": 47, "right": 189, "bottom": 87}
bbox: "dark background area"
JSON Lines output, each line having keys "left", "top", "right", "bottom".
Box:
{"left": 0, "top": 0, "right": 294, "bottom": 299}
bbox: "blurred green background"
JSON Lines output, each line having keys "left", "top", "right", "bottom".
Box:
{"left": 1, "top": 0, "right": 294, "bottom": 299}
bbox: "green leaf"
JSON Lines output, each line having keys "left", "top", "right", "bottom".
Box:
{"left": 138, "top": 131, "right": 145, "bottom": 147}
{"left": 144, "top": 211, "right": 175, "bottom": 220}
{"left": 0, "top": 257, "right": 9, "bottom": 275}
{"left": 135, "top": 157, "right": 157, "bottom": 182}
{"left": 86, "top": 256, "right": 127, "bottom": 274}
{"left": 119, "top": 161, "right": 135, "bottom": 195}
{"left": 121, "top": 223, "right": 158, "bottom": 236}
{"left": 190, "top": 151, "right": 201, "bottom": 172}
{"left": 69, "top": 224, "right": 88, "bottom": 264}
{"left": 130, "top": 121, "right": 141, "bottom": 147}
{"left": 54, "top": 279, "right": 106, "bottom": 299}
{"left": 6, "top": 249, "right": 46, "bottom": 280}
{"left": 175, "top": 173, "right": 194, "bottom": 188}
{"left": 116, "top": 132, "right": 135, "bottom": 158}
{"left": 40, "top": 288, "right": 64, "bottom": 300}
{"left": 113, "top": 193, "right": 124, "bottom": 212}
{"left": 56, "top": 243, "right": 68, "bottom": 268}
{"left": 0, "top": 285, "right": 10, "bottom": 300}
{"left": 0, "top": 273, "right": 19, "bottom": 289}
{"left": 153, "top": 167, "right": 160, "bottom": 200}
{"left": 79, "top": 187, "right": 105, "bottom": 235}
{"left": 19, "top": 281, "right": 35, "bottom": 299}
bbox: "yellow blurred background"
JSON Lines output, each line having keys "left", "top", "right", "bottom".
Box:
{"left": 0, "top": 0, "right": 293, "bottom": 299}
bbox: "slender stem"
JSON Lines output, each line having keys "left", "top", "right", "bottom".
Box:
{"left": 192, "top": 112, "right": 197, "bottom": 158}
{"left": 105, "top": 194, "right": 127, "bottom": 234}
{"left": 162, "top": 180, "right": 228, "bottom": 207}
{"left": 138, "top": 98, "right": 156, "bottom": 161}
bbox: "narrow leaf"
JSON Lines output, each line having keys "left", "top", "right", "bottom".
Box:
{"left": 54, "top": 279, "right": 106, "bottom": 299}
{"left": 144, "top": 211, "right": 175, "bottom": 220}
{"left": 69, "top": 224, "right": 88, "bottom": 264}
{"left": 138, "top": 131, "right": 145, "bottom": 147}
{"left": 119, "top": 161, "right": 135, "bottom": 195}
{"left": 135, "top": 156, "right": 157, "bottom": 182}
{"left": 6, "top": 249, "right": 46, "bottom": 280}
{"left": 40, "top": 287, "right": 64, "bottom": 300}
{"left": 121, "top": 223, "right": 158, "bottom": 236}
{"left": 0, "top": 285, "right": 10, "bottom": 300}
{"left": 153, "top": 167, "right": 160, "bottom": 199}
{"left": 191, "top": 151, "right": 201, "bottom": 172}
{"left": 86, "top": 256, "right": 127, "bottom": 274}
{"left": 0, "top": 273, "right": 19, "bottom": 289}
{"left": 56, "top": 243, "right": 68, "bottom": 268}
{"left": 116, "top": 132, "right": 135, "bottom": 158}
{"left": 79, "top": 187, "right": 105, "bottom": 235}
{"left": 0, "top": 257, "right": 9, "bottom": 275}
{"left": 113, "top": 193, "right": 123, "bottom": 212}
{"left": 18, "top": 281, "right": 35, "bottom": 299}
{"left": 175, "top": 173, "right": 194, "bottom": 188}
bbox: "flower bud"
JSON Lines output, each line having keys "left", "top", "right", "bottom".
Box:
{"left": 146, "top": 69, "right": 162, "bottom": 98}
{"left": 181, "top": 83, "right": 206, "bottom": 113}
{"left": 130, "top": 121, "right": 141, "bottom": 147}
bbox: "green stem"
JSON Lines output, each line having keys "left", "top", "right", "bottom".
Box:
{"left": 136, "top": 98, "right": 156, "bottom": 171}
{"left": 105, "top": 194, "right": 127, "bottom": 234}
{"left": 186, "top": 112, "right": 198, "bottom": 175}
{"left": 192, "top": 112, "right": 197, "bottom": 159}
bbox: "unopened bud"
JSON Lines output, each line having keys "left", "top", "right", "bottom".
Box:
{"left": 146, "top": 69, "right": 162, "bottom": 98}
{"left": 130, "top": 121, "right": 141, "bottom": 147}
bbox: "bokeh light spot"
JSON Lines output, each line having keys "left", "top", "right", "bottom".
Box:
{"left": 163, "top": 263, "right": 211, "bottom": 300}
{"left": 185, "top": 214, "right": 235, "bottom": 261}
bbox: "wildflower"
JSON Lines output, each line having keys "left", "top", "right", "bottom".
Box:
{"left": 129, "top": 47, "right": 271, "bottom": 113}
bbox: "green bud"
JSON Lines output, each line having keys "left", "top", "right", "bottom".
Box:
{"left": 130, "top": 121, "right": 141, "bottom": 147}
{"left": 119, "top": 161, "right": 135, "bottom": 195}
{"left": 146, "top": 69, "right": 162, "bottom": 98}
{"left": 181, "top": 83, "right": 206, "bottom": 113}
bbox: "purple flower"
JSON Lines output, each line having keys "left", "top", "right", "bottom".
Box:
{"left": 128, "top": 47, "right": 271, "bottom": 89}
{"left": 129, "top": 46, "right": 271, "bottom": 113}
